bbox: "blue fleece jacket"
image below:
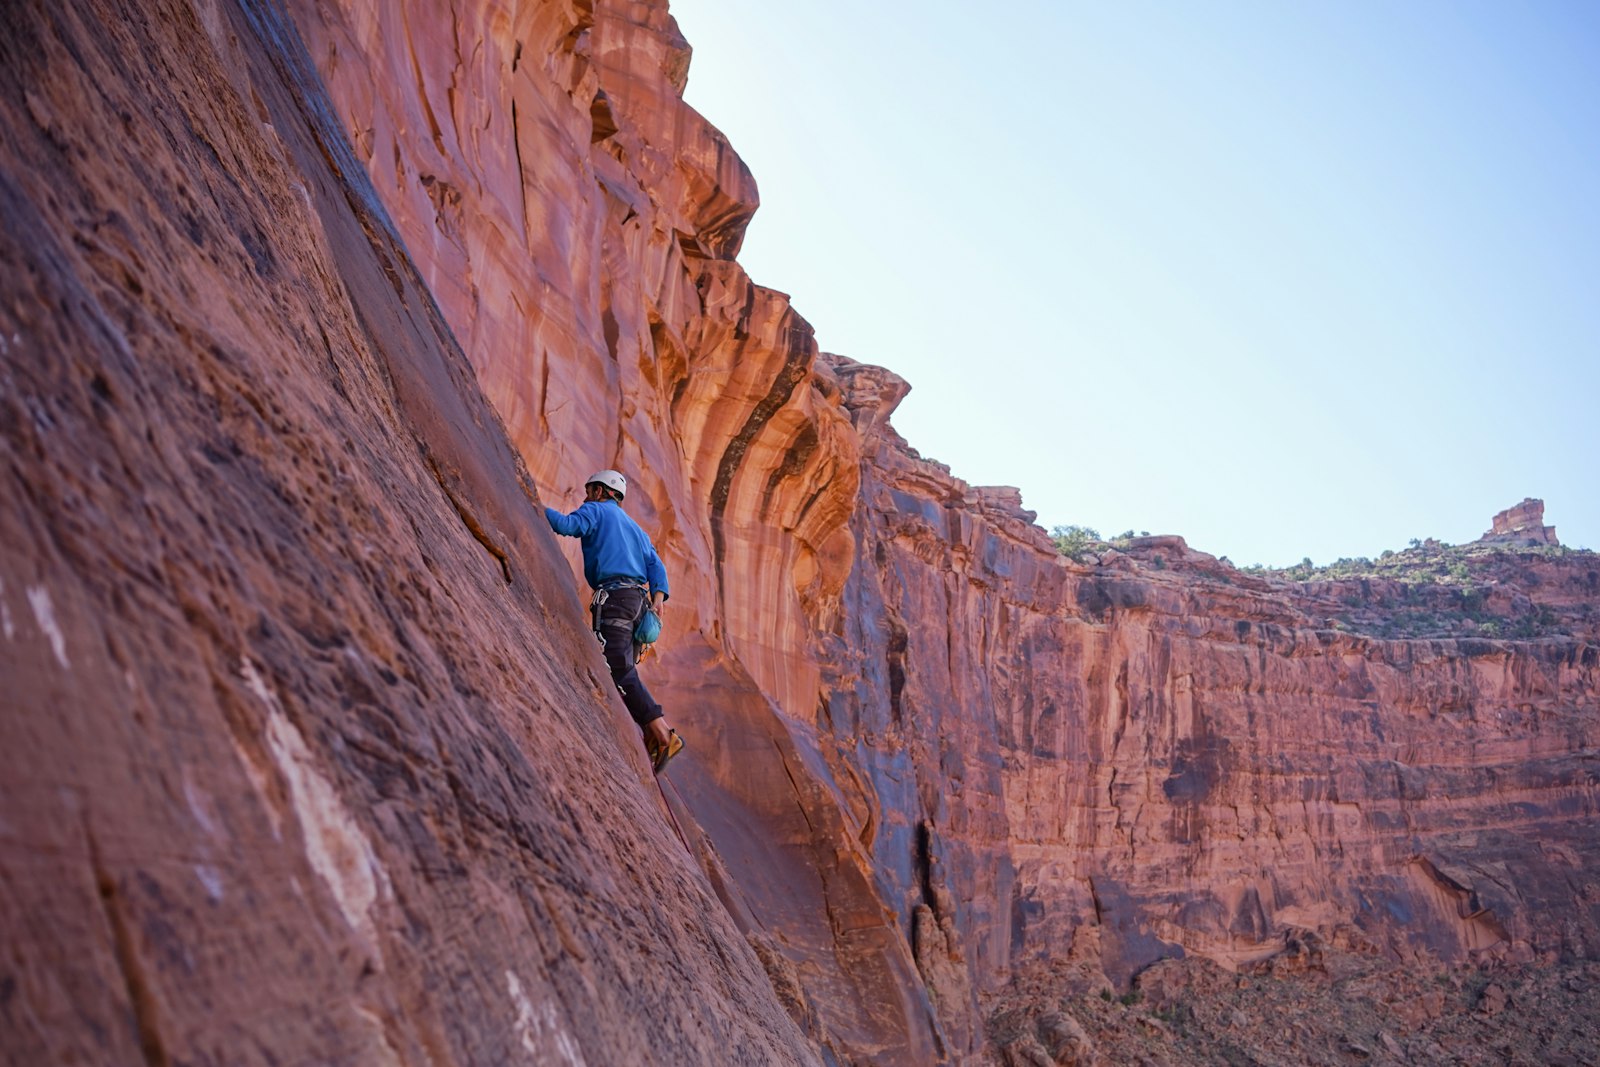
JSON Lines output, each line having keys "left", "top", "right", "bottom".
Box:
{"left": 545, "top": 500, "right": 669, "bottom": 597}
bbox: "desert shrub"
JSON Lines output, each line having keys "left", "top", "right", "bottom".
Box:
{"left": 1051, "top": 525, "right": 1103, "bottom": 561}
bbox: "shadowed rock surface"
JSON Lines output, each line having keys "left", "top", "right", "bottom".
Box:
{"left": 4, "top": 1, "right": 1599, "bottom": 1065}
{"left": 1, "top": 2, "right": 817, "bottom": 1064}
{"left": 990, "top": 946, "right": 1600, "bottom": 1066}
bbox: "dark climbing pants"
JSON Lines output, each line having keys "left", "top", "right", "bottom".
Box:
{"left": 593, "top": 585, "right": 662, "bottom": 726}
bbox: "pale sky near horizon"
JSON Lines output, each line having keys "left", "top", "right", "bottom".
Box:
{"left": 668, "top": 0, "right": 1598, "bottom": 567}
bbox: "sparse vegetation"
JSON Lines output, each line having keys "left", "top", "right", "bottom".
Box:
{"left": 1049, "top": 525, "right": 1150, "bottom": 562}
{"left": 1243, "top": 540, "right": 1592, "bottom": 640}
{"left": 1050, "top": 525, "right": 1103, "bottom": 561}
{"left": 1245, "top": 540, "right": 1585, "bottom": 584}
{"left": 1049, "top": 523, "right": 1594, "bottom": 642}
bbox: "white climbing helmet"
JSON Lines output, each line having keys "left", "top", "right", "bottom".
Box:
{"left": 585, "top": 469, "right": 627, "bottom": 499}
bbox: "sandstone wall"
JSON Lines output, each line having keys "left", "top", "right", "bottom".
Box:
{"left": 287, "top": 0, "right": 1600, "bottom": 1059}
{"left": 827, "top": 368, "right": 1600, "bottom": 1005}
{"left": 0, "top": 1, "right": 821, "bottom": 1063}
{"left": 290, "top": 1, "right": 947, "bottom": 1060}
{"left": 6, "top": 1, "right": 1599, "bottom": 1065}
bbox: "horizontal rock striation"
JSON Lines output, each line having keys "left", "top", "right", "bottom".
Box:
{"left": 1484, "top": 497, "right": 1559, "bottom": 547}
{"left": 829, "top": 373, "right": 1600, "bottom": 1004}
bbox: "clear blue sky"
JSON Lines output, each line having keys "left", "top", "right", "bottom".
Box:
{"left": 669, "top": 0, "right": 1598, "bottom": 566}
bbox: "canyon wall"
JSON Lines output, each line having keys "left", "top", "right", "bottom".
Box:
{"left": 4, "top": 1, "right": 1598, "bottom": 1065}
{"left": 293, "top": 0, "right": 949, "bottom": 1059}
{"left": 831, "top": 377, "right": 1600, "bottom": 1000}
{"left": 291, "top": 3, "right": 1599, "bottom": 1060}
{"left": 0, "top": 2, "right": 819, "bottom": 1064}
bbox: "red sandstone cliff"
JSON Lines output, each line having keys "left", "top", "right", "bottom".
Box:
{"left": 830, "top": 375, "right": 1600, "bottom": 992}
{"left": 4, "top": 2, "right": 1599, "bottom": 1065}
{"left": 291, "top": 2, "right": 1599, "bottom": 1056}
{"left": 1483, "top": 497, "right": 1559, "bottom": 547}
{"left": 0, "top": 2, "right": 817, "bottom": 1064}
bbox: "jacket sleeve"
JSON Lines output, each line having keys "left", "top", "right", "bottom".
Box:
{"left": 645, "top": 544, "right": 669, "bottom": 600}
{"left": 545, "top": 502, "right": 597, "bottom": 538}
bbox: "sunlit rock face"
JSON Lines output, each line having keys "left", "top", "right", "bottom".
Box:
{"left": 1484, "top": 497, "right": 1559, "bottom": 546}
{"left": 294, "top": 0, "right": 1600, "bottom": 1060}
{"left": 292, "top": 1, "right": 944, "bottom": 1061}
{"left": 824, "top": 361, "right": 1600, "bottom": 1000}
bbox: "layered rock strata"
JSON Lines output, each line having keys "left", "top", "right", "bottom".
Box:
{"left": 281, "top": 0, "right": 1600, "bottom": 1059}
{"left": 825, "top": 377, "right": 1600, "bottom": 1002}
{"left": 1484, "top": 497, "right": 1559, "bottom": 546}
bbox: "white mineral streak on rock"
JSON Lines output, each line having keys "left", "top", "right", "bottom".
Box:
{"left": 184, "top": 769, "right": 225, "bottom": 840}
{"left": 353, "top": 1007, "right": 405, "bottom": 1067}
{"left": 0, "top": 578, "right": 14, "bottom": 640}
{"left": 27, "top": 585, "right": 68, "bottom": 668}
{"left": 507, "top": 970, "right": 588, "bottom": 1066}
{"left": 193, "top": 864, "right": 224, "bottom": 901}
{"left": 245, "top": 657, "right": 390, "bottom": 946}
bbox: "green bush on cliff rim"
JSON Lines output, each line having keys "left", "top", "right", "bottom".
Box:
{"left": 1051, "top": 525, "right": 1148, "bottom": 561}
{"left": 1051, "top": 524, "right": 1103, "bottom": 561}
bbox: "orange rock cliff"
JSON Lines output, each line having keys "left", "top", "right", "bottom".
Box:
{"left": 3, "top": 2, "right": 1597, "bottom": 1065}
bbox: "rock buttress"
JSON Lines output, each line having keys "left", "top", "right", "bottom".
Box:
{"left": 0, "top": 1, "right": 823, "bottom": 1064}
{"left": 230, "top": 0, "right": 1600, "bottom": 1062}
{"left": 292, "top": 0, "right": 943, "bottom": 1062}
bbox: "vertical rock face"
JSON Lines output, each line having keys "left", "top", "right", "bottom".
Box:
{"left": 0, "top": 2, "right": 818, "bottom": 1064}
{"left": 1484, "top": 498, "right": 1559, "bottom": 546}
{"left": 293, "top": 1, "right": 939, "bottom": 1061}
{"left": 297, "top": 0, "right": 1600, "bottom": 1043}
{"left": 6, "top": 2, "right": 1600, "bottom": 1066}
{"left": 835, "top": 387, "right": 1600, "bottom": 993}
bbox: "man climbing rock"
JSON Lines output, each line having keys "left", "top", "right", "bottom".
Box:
{"left": 546, "top": 469, "right": 684, "bottom": 773}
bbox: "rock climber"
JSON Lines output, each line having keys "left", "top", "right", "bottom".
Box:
{"left": 546, "top": 469, "right": 683, "bottom": 773}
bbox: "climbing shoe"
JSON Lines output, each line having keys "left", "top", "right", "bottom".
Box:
{"left": 650, "top": 729, "right": 684, "bottom": 775}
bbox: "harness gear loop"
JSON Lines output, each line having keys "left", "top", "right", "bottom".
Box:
{"left": 590, "top": 578, "right": 649, "bottom": 646}
{"left": 589, "top": 588, "right": 609, "bottom": 646}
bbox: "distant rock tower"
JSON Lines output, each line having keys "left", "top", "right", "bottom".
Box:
{"left": 1481, "top": 498, "right": 1559, "bottom": 546}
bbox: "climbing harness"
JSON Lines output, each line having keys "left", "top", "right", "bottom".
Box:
{"left": 589, "top": 577, "right": 649, "bottom": 645}
{"left": 591, "top": 577, "right": 662, "bottom": 660}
